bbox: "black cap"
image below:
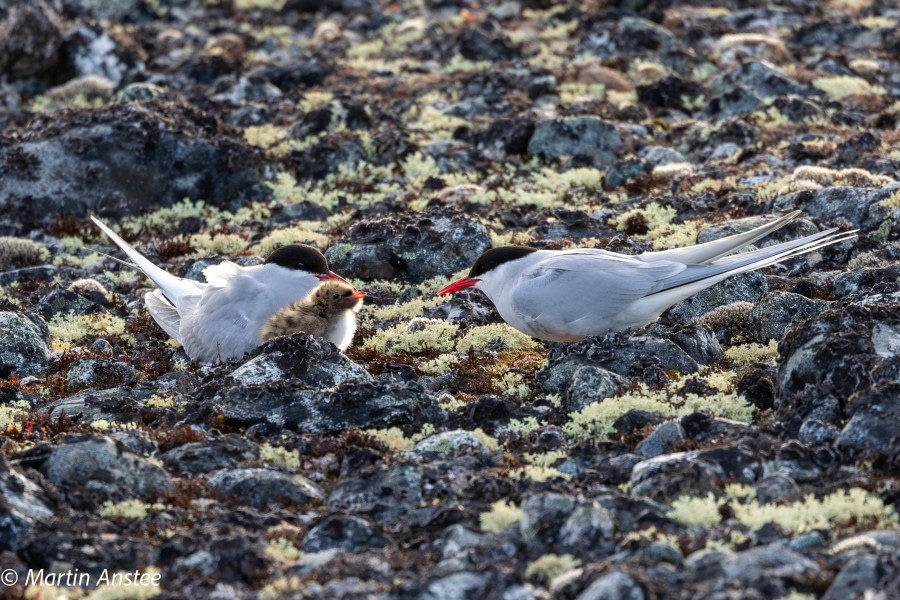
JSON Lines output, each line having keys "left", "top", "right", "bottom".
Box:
{"left": 264, "top": 244, "right": 330, "bottom": 275}
{"left": 469, "top": 246, "right": 538, "bottom": 277}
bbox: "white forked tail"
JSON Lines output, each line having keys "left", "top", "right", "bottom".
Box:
{"left": 90, "top": 216, "right": 200, "bottom": 306}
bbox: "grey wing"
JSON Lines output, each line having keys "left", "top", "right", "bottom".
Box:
{"left": 144, "top": 290, "right": 183, "bottom": 341}
{"left": 180, "top": 272, "right": 292, "bottom": 362}
{"left": 508, "top": 254, "right": 686, "bottom": 332}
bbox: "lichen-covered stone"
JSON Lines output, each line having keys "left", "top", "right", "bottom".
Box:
{"left": 0, "top": 312, "right": 50, "bottom": 378}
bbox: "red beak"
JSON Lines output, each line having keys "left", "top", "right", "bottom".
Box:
{"left": 317, "top": 271, "right": 350, "bottom": 284}
{"left": 436, "top": 276, "right": 479, "bottom": 295}
{"left": 347, "top": 290, "right": 366, "bottom": 300}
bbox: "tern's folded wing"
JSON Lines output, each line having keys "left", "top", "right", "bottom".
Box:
{"left": 508, "top": 254, "right": 686, "bottom": 329}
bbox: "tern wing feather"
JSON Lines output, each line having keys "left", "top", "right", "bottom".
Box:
{"left": 653, "top": 227, "right": 853, "bottom": 294}
{"left": 91, "top": 216, "right": 204, "bottom": 306}
{"left": 180, "top": 270, "right": 311, "bottom": 362}
{"left": 508, "top": 254, "right": 686, "bottom": 334}
{"left": 144, "top": 290, "right": 182, "bottom": 341}
{"left": 202, "top": 260, "right": 244, "bottom": 286}
{"left": 639, "top": 210, "right": 803, "bottom": 265}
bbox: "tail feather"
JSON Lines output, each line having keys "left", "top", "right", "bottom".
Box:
{"left": 641, "top": 210, "right": 803, "bottom": 265}
{"left": 144, "top": 290, "right": 182, "bottom": 340}
{"left": 653, "top": 228, "right": 856, "bottom": 295}
{"left": 91, "top": 216, "right": 202, "bottom": 305}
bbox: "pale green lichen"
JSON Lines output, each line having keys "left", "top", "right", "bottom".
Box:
{"left": 563, "top": 384, "right": 754, "bottom": 441}
{"left": 668, "top": 493, "right": 723, "bottom": 527}
{"left": 456, "top": 324, "right": 539, "bottom": 352}
{"left": 49, "top": 312, "right": 136, "bottom": 351}
{"left": 724, "top": 340, "right": 779, "bottom": 365}
{"left": 812, "top": 75, "right": 886, "bottom": 99}
{"left": 260, "top": 443, "right": 301, "bottom": 470}
{"left": 361, "top": 318, "right": 459, "bottom": 354}
{"left": 479, "top": 500, "right": 523, "bottom": 533}
{"left": 524, "top": 554, "right": 580, "bottom": 581}
{"left": 263, "top": 537, "right": 303, "bottom": 564}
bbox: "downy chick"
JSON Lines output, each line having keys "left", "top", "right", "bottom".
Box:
{"left": 260, "top": 280, "right": 365, "bottom": 351}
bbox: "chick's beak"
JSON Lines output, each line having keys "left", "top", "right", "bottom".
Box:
{"left": 436, "top": 276, "right": 479, "bottom": 295}
{"left": 348, "top": 290, "right": 366, "bottom": 300}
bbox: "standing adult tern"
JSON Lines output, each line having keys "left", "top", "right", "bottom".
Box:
{"left": 437, "top": 211, "right": 856, "bottom": 342}
{"left": 91, "top": 216, "right": 349, "bottom": 363}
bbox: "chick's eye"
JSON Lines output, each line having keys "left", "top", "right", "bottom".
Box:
{"left": 332, "top": 293, "right": 340, "bottom": 299}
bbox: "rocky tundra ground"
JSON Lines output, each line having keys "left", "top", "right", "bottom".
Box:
{"left": 0, "top": 0, "right": 898, "bottom": 599}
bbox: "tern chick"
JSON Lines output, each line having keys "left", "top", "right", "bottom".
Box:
{"left": 91, "top": 216, "right": 351, "bottom": 363}
{"left": 260, "top": 280, "right": 365, "bottom": 351}
{"left": 438, "top": 211, "right": 856, "bottom": 342}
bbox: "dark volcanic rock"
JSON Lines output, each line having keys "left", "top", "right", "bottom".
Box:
{"left": 748, "top": 292, "right": 828, "bottom": 342}
{"left": 528, "top": 117, "right": 622, "bottom": 162}
{"left": 520, "top": 492, "right": 615, "bottom": 555}
{"left": 41, "top": 434, "right": 173, "bottom": 500}
{"left": 0, "top": 312, "right": 51, "bottom": 378}
{"left": 327, "top": 462, "right": 423, "bottom": 523}
{"left": 326, "top": 212, "right": 491, "bottom": 283}
{"left": 215, "top": 378, "right": 444, "bottom": 434}
{"left": 774, "top": 184, "right": 899, "bottom": 234}
{"left": 301, "top": 515, "right": 386, "bottom": 553}
{"left": 630, "top": 454, "right": 725, "bottom": 503}
{"left": 229, "top": 334, "right": 371, "bottom": 387}
{"left": 65, "top": 358, "right": 137, "bottom": 392}
{"left": 208, "top": 468, "right": 324, "bottom": 508}
{"left": 777, "top": 299, "right": 898, "bottom": 409}
{"left": 0, "top": 101, "right": 266, "bottom": 232}
{"left": 0, "top": 0, "right": 63, "bottom": 80}
{"left": 0, "top": 455, "right": 54, "bottom": 552}
{"left": 163, "top": 434, "right": 260, "bottom": 476}
{"left": 538, "top": 332, "right": 698, "bottom": 394}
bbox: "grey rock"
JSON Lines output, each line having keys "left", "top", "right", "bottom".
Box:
{"left": 775, "top": 184, "right": 899, "bottom": 233}
{"left": 823, "top": 555, "right": 882, "bottom": 600}
{"left": 665, "top": 272, "right": 767, "bottom": 324}
{"left": 528, "top": 117, "right": 622, "bottom": 162}
{"left": 639, "top": 146, "right": 686, "bottom": 166}
{"left": 163, "top": 435, "right": 260, "bottom": 476}
{"left": 627, "top": 541, "right": 683, "bottom": 565}
{"left": 539, "top": 333, "right": 697, "bottom": 395}
{"left": 565, "top": 366, "right": 625, "bottom": 412}
{"left": 762, "top": 458, "right": 822, "bottom": 483}
{"left": 217, "top": 378, "right": 443, "bottom": 434}
{"left": 0, "top": 455, "right": 54, "bottom": 552}
{"left": 66, "top": 358, "right": 137, "bottom": 392}
{"left": 575, "top": 571, "right": 645, "bottom": 600}
{"left": 441, "top": 525, "right": 488, "bottom": 559}
{"left": 327, "top": 212, "right": 491, "bottom": 283}
{"left": 671, "top": 325, "right": 723, "bottom": 365}
{"left": 230, "top": 335, "right": 371, "bottom": 388}
{"left": 777, "top": 300, "right": 898, "bottom": 407}
{"left": 754, "top": 474, "right": 800, "bottom": 504}
{"left": 708, "top": 61, "right": 819, "bottom": 99}
{"left": 836, "top": 383, "right": 900, "bottom": 455}
{"left": 0, "top": 102, "right": 265, "bottom": 230}
{"left": 37, "top": 289, "right": 104, "bottom": 321}
{"left": 722, "top": 545, "right": 820, "bottom": 580}
{"left": 0, "top": 0, "right": 63, "bottom": 80}
{"left": 406, "top": 431, "right": 491, "bottom": 459}
{"left": 63, "top": 0, "right": 143, "bottom": 21}
{"left": 64, "top": 25, "right": 139, "bottom": 86}
{"left": 208, "top": 468, "right": 324, "bottom": 508}
{"left": 520, "top": 493, "right": 614, "bottom": 554}
{"left": 41, "top": 385, "right": 154, "bottom": 423}
{"left": 419, "top": 572, "right": 487, "bottom": 600}
{"left": 41, "top": 434, "right": 173, "bottom": 499}
{"left": 301, "top": 515, "right": 386, "bottom": 553}
{"left": 833, "top": 265, "right": 900, "bottom": 297}
{"left": 328, "top": 463, "right": 422, "bottom": 523}
{"left": 630, "top": 454, "right": 724, "bottom": 503}
{"left": 701, "top": 86, "right": 764, "bottom": 118}
{"left": 798, "top": 418, "right": 840, "bottom": 445}
{"left": 635, "top": 421, "right": 685, "bottom": 458}
{"left": 580, "top": 16, "right": 674, "bottom": 58}
{"left": 748, "top": 292, "right": 828, "bottom": 342}
{"left": 0, "top": 312, "right": 51, "bottom": 378}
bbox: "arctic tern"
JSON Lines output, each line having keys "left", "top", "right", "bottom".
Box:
{"left": 260, "top": 279, "right": 365, "bottom": 350}
{"left": 91, "top": 216, "right": 348, "bottom": 363}
{"left": 437, "top": 211, "right": 856, "bottom": 342}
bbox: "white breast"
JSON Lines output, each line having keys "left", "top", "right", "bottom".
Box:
{"left": 328, "top": 311, "right": 358, "bottom": 351}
